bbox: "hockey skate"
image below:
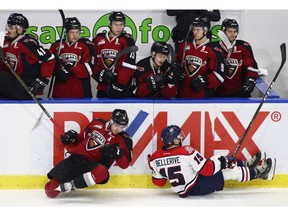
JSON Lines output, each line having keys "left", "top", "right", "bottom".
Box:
{"left": 246, "top": 152, "right": 266, "bottom": 168}
{"left": 256, "top": 158, "right": 276, "bottom": 180}
{"left": 45, "top": 179, "right": 74, "bottom": 198}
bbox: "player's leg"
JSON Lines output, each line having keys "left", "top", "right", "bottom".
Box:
{"left": 222, "top": 157, "right": 276, "bottom": 182}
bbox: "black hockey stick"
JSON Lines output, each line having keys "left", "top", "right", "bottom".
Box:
{"left": 0, "top": 46, "right": 64, "bottom": 134}
{"left": 111, "top": 45, "right": 139, "bottom": 71}
{"left": 47, "top": 9, "right": 66, "bottom": 98}
{"left": 232, "top": 43, "right": 286, "bottom": 157}
{"left": 167, "top": 44, "right": 176, "bottom": 65}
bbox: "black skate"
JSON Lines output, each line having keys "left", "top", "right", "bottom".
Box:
{"left": 256, "top": 158, "right": 276, "bottom": 180}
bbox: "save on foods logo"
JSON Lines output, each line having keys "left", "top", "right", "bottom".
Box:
{"left": 26, "top": 13, "right": 222, "bottom": 46}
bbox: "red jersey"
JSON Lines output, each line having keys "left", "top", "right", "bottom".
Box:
{"left": 2, "top": 34, "right": 55, "bottom": 84}
{"left": 50, "top": 38, "right": 94, "bottom": 98}
{"left": 66, "top": 118, "right": 132, "bottom": 169}
{"left": 216, "top": 40, "right": 259, "bottom": 96}
{"left": 176, "top": 39, "right": 225, "bottom": 98}
{"left": 92, "top": 32, "right": 136, "bottom": 92}
{"left": 135, "top": 56, "right": 177, "bottom": 98}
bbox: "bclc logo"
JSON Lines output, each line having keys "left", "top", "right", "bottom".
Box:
{"left": 52, "top": 110, "right": 271, "bottom": 166}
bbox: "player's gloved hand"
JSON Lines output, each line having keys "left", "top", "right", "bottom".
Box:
{"left": 100, "top": 143, "right": 123, "bottom": 160}
{"left": 166, "top": 63, "right": 184, "bottom": 85}
{"left": 30, "top": 76, "right": 49, "bottom": 95}
{"left": 60, "top": 129, "right": 78, "bottom": 145}
{"left": 189, "top": 74, "right": 209, "bottom": 91}
{"left": 241, "top": 77, "right": 256, "bottom": 97}
{"left": 146, "top": 74, "right": 167, "bottom": 92}
{"left": 107, "top": 82, "right": 130, "bottom": 98}
{"left": 218, "top": 155, "right": 237, "bottom": 170}
{"left": 96, "top": 69, "right": 117, "bottom": 84}
{"left": 56, "top": 63, "right": 73, "bottom": 83}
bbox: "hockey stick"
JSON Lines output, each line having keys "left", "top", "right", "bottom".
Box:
{"left": 0, "top": 46, "right": 64, "bottom": 134}
{"left": 112, "top": 45, "right": 139, "bottom": 71}
{"left": 167, "top": 44, "right": 176, "bottom": 65}
{"left": 47, "top": 9, "right": 66, "bottom": 98}
{"left": 232, "top": 43, "right": 286, "bottom": 157}
{"left": 181, "top": 24, "right": 193, "bottom": 67}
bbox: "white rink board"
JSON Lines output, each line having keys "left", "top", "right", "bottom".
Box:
{"left": 0, "top": 101, "right": 288, "bottom": 175}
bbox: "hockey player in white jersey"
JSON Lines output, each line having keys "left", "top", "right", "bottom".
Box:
{"left": 148, "top": 125, "right": 276, "bottom": 197}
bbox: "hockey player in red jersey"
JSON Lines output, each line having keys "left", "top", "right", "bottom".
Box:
{"left": 45, "top": 109, "right": 133, "bottom": 198}
{"left": 49, "top": 17, "right": 94, "bottom": 98}
{"left": 216, "top": 19, "right": 259, "bottom": 97}
{"left": 135, "top": 42, "right": 184, "bottom": 98}
{"left": 0, "top": 13, "right": 56, "bottom": 99}
{"left": 148, "top": 125, "right": 276, "bottom": 197}
{"left": 176, "top": 17, "right": 225, "bottom": 98}
{"left": 92, "top": 11, "right": 137, "bottom": 98}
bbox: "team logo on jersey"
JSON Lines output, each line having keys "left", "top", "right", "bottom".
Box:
{"left": 101, "top": 49, "right": 118, "bottom": 70}
{"left": 185, "top": 55, "right": 202, "bottom": 77}
{"left": 86, "top": 130, "right": 106, "bottom": 151}
{"left": 185, "top": 146, "right": 194, "bottom": 154}
{"left": 60, "top": 53, "right": 78, "bottom": 67}
{"left": 225, "top": 58, "right": 239, "bottom": 79}
{"left": 5, "top": 52, "right": 18, "bottom": 70}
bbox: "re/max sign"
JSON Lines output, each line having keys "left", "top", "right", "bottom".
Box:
{"left": 52, "top": 110, "right": 271, "bottom": 165}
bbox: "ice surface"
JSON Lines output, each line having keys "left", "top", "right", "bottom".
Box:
{"left": 0, "top": 188, "right": 287, "bottom": 215}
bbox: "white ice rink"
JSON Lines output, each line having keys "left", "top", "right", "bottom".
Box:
{"left": 0, "top": 188, "right": 287, "bottom": 215}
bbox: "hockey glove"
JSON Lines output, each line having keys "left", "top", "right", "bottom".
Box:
{"left": 56, "top": 63, "right": 73, "bottom": 83}
{"left": 100, "top": 143, "right": 123, "bottom": 160}
{"left": 60, "top": 129, "right": 78, "bottom": 145}
{"left": 189, "top": 74, "right": 209, "bottom": 91}
{"left": 96, "top": 69, "right": 117, "bottom": 84}
{"left": 30, "top": 76, "right": 49, "bottom": 95}
{"left": 107, "top": 82, "right": 130, "bottom": 98}
{"left": 146, "top": 74, "right": 167, "bottom": 92}
{"left": 241, "top": 77, "right": 256, "bottom": 97}
{"left": 166, "top": 63, "right": 184, "bottom": 85}
{"left": 218, "top": 155, "right": 237, "bottom": 170}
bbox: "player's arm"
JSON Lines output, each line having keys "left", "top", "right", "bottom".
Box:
{"left": 147, "top": 154, "right": 167, "bottom": 187}
{"left": 70, "top": 38, "right": 94, "bottom": 79}
{"left": 21, "top": 36, "right": 56, "bottom": 78}
{"left": 205, "top": 44, "right": 225, "bottom": 89}
{"left": 116, "top": 34, "right": 137, "bottom": 86}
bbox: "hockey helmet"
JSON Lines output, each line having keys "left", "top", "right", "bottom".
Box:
{"left": 151, "top": 42, "right": 170, "bottom": 56}
{"left": 64, "top": 17, "right": 81, "bottom": 32}
{"left": 109, "top": 11, "right": 126, "bottom": 24}
{"left": 221, "top": 18, "right": 239, "bottom": 32}
{"left": 161, "top": 125, "right": 183, "bottom": 146}
{"left": 192, "top": 16, "right": 211, "bottom": 30}
{"left": 7, "top": 13, "right": 29, "bottom": 30}
{"left": 110, "top": 109, "right": 129, "bottom": 126}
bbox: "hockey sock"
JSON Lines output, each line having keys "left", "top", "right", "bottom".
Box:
{"left": 72, "top": 165, "right": 109, "bottom": 188}
{"left": 222, "top": 166, "right": 256, "bottom": 182}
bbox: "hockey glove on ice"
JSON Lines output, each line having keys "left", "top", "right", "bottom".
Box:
{"left": 218, "top": 155, "right": 237, "bottom": 170}
{"left": 241, "top": 77, "right": 256, "bottom": 97}
{"left": 60, "top": 129, "right": 78, "bottom": 145}
{"left": 30, "top": 76, "right": 49, "bottom": 95}
{"left": 100, "top": 143, "right": 123, "bottom": 160}
{"left": 189, "top": 74, "right": 209, "bottom": 91}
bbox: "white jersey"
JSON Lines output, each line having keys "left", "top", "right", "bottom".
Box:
{"left": 149, "top": 145, "right": 221, "bottom": 196}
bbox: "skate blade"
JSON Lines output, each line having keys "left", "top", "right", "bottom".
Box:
{"left": 267, "top": 158, "right": 276, "bottom": 180}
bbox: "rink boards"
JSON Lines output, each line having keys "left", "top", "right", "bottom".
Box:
{"left": 0, "top": 98, "right": 288, "bottom": 189}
